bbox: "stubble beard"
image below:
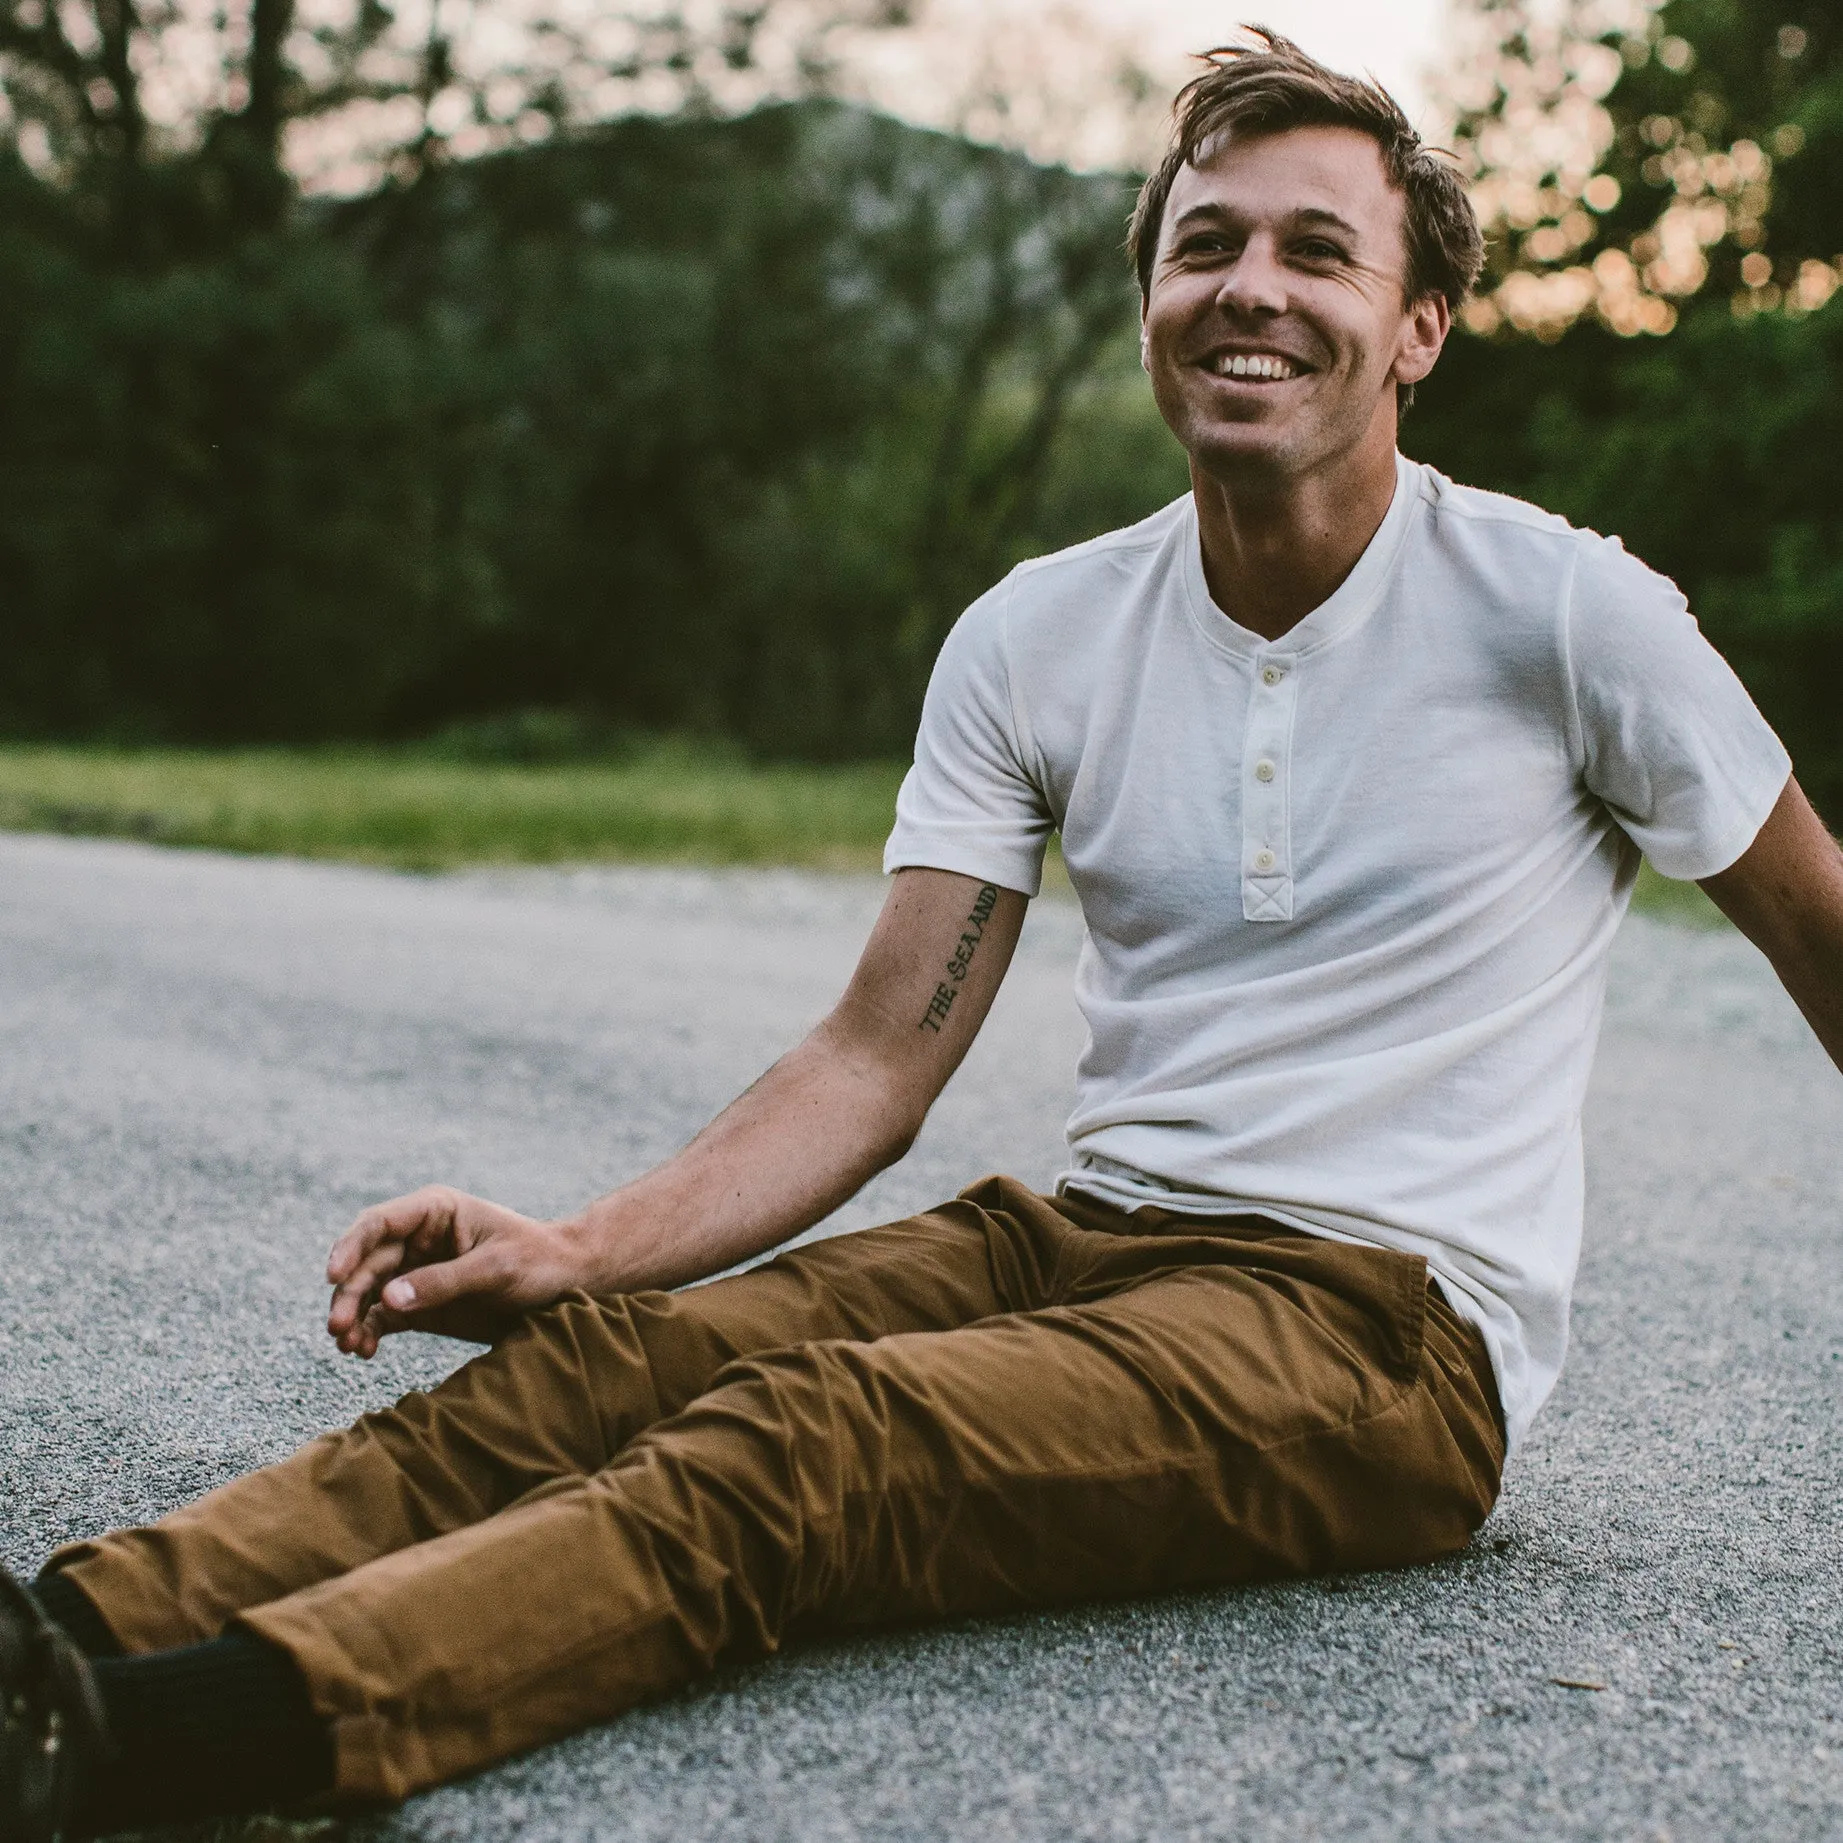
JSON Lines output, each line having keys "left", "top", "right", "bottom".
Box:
{"left": 1185, "top": 372, "right": 1401, "bottom": 507}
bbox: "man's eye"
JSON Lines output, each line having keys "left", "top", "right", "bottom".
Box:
{"left": 1295, "top": 240, "right": 1346, "bottom": 262}
{"left": 1180, "top": 236, "right": 1235, "bottom": 258}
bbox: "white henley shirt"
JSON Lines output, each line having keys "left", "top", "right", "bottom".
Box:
{"left": 884, "top": 454, "right": 1792, "bottom": 1452}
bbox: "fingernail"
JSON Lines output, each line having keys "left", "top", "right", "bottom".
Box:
{"left": 384, "top": 1279, "right": 416, "bottom": 1309}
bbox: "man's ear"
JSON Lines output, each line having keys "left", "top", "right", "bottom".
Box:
{"left": 1392, "top": 292, "right": 1451, "bottom": 388}
{"left": 1139, "top": 302, "right": 1151, "bottom": 374}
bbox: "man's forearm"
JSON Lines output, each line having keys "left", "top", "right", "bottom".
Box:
{"left": 552, "top": 870, "right": 1027, "bottom": 1297}
{"left": 1771, "top": 922, "right": 1843, "bottom": 1075}
{"left": 324, "top": 869, "right": 1027, "bottom": 1350}
{"left": 562, "top": 1019, "right": 924, "bottom": 1295}
{"left": 1702, "top": 777, "right": 1843, "bottom": 1076}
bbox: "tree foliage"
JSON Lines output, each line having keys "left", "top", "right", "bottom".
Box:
{"left": 0, "top": 0, "right": 1835, "bottom": 814}
{"left": 0, "top": 101, "right": 1166, "bottom": 755}
{"left": 1415, "top": 0, "right": 1843, "bottom": 814}
{"left": 0, "top": 0, "right": 918, "bottom": 259}
{"left": 1450, "top": 0, "right": 1840, "bottom": 338}
{"left": 1407, "top": 299, "right": 1843, "bottom": 814}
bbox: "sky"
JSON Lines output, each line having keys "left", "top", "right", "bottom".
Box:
{"left": 269, "top": 0, "right": 1466, "bottom": 195}
{"left": 842, "top": 0, "right": 1461, "bottom": 175}
{"left": 1077, "top": 0, "right": 1450, "bottom": 130}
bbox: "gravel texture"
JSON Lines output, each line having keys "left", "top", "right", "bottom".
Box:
{"left": 1, "top": 830, "right": 1839, "bottom": 1843}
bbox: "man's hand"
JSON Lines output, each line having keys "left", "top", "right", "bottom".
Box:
{"left": 325, "top": 1186, "right": 589, "bottom": 1357}
{"left": 322, "top": 868, "right": 1029, "bottom": 1357}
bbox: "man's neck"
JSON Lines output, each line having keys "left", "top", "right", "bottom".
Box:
{"left": 1190, "top": 432, "right": 1401, "bottom": 644}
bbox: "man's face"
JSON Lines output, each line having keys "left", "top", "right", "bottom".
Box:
{"left": 1141, "top": 125, "right": 1447, "bottom": 488}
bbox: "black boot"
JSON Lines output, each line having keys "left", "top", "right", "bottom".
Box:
{"left": 0, "top": 1565, "right": 115, "bottom": 1843}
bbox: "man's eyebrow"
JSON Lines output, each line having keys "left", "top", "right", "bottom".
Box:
{"left": 1170, "top": 202, "right": 1236, "bottom": 230}
{"left": 1167, "top": 201, "right": 1364, "bottom": 242}
{"left": 1289, "top": 207, "right": 1362, "bottom": 240}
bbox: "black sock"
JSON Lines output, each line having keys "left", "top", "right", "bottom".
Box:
{"left": 30, "top": 1571, "right": 123, "bottom": 1658}
{"left": 78, "top": 1630, "right": 336, "bottom": 1832}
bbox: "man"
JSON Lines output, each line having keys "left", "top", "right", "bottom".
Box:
{"left": 5, "top": 27, "right": 1840, "bottom": 1839}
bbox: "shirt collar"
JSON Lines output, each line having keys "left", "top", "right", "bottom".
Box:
{"left": 1181, "top": 451, "right": 1424, "bottom": 661}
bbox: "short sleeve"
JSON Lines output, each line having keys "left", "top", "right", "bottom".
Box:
{"left": 1567, "top": 533, "right": 1791, "bottom": 879}
{"left": 883, "top": 576, "right": 1054, "bottom": 896}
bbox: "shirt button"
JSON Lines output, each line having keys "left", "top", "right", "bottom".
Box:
{"left": 1254, "top": 759, "right": 1276, "bottom": 783}
{"left": 1254, "top": 849, "right": 1276, "bottom": 872}
{"left": 1261, "top": 665, "right": 1284, "bottom": 686}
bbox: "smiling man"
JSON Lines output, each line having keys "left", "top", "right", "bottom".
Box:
{"left": 8, "top": 29, "right": 1843, "bottom": 1839}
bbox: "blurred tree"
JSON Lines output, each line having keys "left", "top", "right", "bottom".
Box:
{"left": 0, "top": 100, "right": 1159, "bottom": 755}
{"left": 333, "top": 102, "right": 1150, "bottom": 757}
{"left": 1447, "top": 0, "right": 1839, "bottom": 339}
{"left": 0, "top": 0, "right": 918, "bottom": 257}
{"left": 1411, "top": 0, "right": 1843, "bottom": 816}
{"left": 12, "top": 0, "right": 1829, "bottom": 794}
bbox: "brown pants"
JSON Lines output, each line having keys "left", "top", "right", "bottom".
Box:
{"left": 49, "top": 1177, "right": 1504, "bottom": 1804}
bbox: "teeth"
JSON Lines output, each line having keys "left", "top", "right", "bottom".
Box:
{"left": 1218, "top": 354, "right": 1296, "bottom": 380}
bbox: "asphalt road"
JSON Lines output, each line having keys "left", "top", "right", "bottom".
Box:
{"left": 2, "top": 831, "right": 1839, "bottom": 1843}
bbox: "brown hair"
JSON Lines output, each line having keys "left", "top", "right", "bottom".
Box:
{"left": 1129, "top": 27, "right": 1483, "bottom": 314}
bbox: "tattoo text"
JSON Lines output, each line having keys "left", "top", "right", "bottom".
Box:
{"left": 919, "top": 883, "right": 1000, "bottom": 1033}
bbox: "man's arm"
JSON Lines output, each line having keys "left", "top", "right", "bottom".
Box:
{"left": 324, "top": 867, "right": 1028, "bottom": 1355}
{"left": 1699, "top": 774, "right": 1843, "bottom": 1072}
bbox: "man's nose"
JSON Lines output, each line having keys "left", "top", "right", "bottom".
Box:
{"left": 1214, "top": 237, "right": 1288, "bottom": 316}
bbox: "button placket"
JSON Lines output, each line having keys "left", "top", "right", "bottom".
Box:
{"left": 1241, "top": 653, "right": 1298, "bottom": 921}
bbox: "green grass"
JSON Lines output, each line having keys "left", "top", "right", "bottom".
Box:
{"left": 0, "top": 743, "right": 909, "bottom": 873}
{"left": 0, "top": 744, "right": 1727, "bottom": 924}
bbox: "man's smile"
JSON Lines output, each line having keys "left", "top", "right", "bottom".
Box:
{"left": 1200, "top": 348, "right": 1314, "bottom": 383}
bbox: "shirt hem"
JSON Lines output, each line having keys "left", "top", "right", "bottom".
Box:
{"left": 1638, "top": 755, "right": 1792, "bottom": 882}
{"left": 882, "top": 837, "right": 1047, "bottom": 899}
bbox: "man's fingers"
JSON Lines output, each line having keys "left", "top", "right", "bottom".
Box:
{"left": 337, "top": 1302, "right": 403, "bottom": 1360}
{"left": 375, "top": 1242, "right": 508, "bottom": 1319}
{"left": 341, "top": 1237, "right": 408, "bottom": 1298}
{"left": 326, "top": 1187, "right": 462, "bottom": 1284}
{"left": 326, "top": 1204, "right": 403, "bottom": 1284}
{"left": 357, "top": 1301, "right": 411, "bottom": 1355}
{"left": 326, "top": 1240, "right": 408, "bottom": 1336}
{"left": 325, "top": 1186, "right": 472, "bottom": 1345}
{"left": 323, "top": 1186, "right": 553, "bottom": 1356}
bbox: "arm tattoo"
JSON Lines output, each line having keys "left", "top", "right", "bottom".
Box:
{"left": 919, "top": 883, "right": 1000, "bottom": 1033}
